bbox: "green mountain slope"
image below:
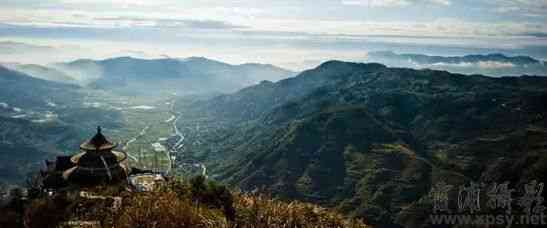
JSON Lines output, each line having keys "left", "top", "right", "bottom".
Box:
{"left": 0, "top": 65, "right": 80, "bottom": 109}
{"left": 176, "top": 61, "right": 547, "bottom": 227}
{"left": 0, "top": 66, "right": 124, "bottom": 184}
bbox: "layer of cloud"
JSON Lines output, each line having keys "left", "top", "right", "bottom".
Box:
{"left": 0, "top": 0, "right": 545, "bottom": 39}
{"left": 477, "top": 61, "right": 515, "bottom": 69}
{"left": 94, "top": 16, "right": 247, "bottom": 29}
{"left": 491, "top": 0, "right": 547, "bottom": 17}
{"left": 430, "top": 61, "right": 515, "bottom": 69}
{"left": 0, "top": 41, "right": 56, "bottom": 54}
{"left": 341, "top": 0, "right": 450, "bottom": 7}
{"left": 1, "top": 7, "right": 545, "bottom": 40}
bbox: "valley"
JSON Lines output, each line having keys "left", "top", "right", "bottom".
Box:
{"left": 0, "top": 56, "right": 294, "bottom": 184}
{"left": 0, "top": 86, "right": 208, "bottom": 183}
{"left": 63, "top": 92, "right": 210, "bottom": 177}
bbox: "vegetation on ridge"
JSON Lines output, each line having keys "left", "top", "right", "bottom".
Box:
{"left": 1, "top": 176, "right": 369, "bottom": 228}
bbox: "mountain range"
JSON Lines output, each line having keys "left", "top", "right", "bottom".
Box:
{"left": 55, "top": 56, "right": 295, "bottom": 95}
{"left": 367, "top": 51, "right": 547, "bottom": 77}
{"left": 175, "top": 60, "right": 547, "bottom": 227}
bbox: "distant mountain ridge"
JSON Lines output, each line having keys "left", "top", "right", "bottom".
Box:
{"left": 370, "top": 51, "right": 543, "bottom": 65}
{"left": 0, "top": 65, "right": 80, "bottom": 109}
{"left": 367, "top": 51, "right": 547, "bottom": 77}
{"left": 56, "top": 56, "right": 295, "bottom": 95}
{"left": 1, "top": 56, "right": 294, "bottom": 96}
{"left": 3, "top": 63, "right": 76, "bottom": 84}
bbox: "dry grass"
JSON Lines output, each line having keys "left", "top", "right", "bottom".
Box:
{"left": 113, "top": 190, "right": 369, "bottom": 228}
{"left": 232, "top": 192, "right": 369, "bottom": 228}
{"left": 115, "top": 191, "right": 227, "bottom": 228}
{"left": 20, "top": 178, "right": 370, "bottom": 228}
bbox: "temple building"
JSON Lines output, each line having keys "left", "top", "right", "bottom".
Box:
{"left": 43, "top": 127, "right": 129, "bottom": 188}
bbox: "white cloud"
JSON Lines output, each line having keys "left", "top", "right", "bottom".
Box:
{"left": 2, "top": 1, "right": 544, "bottom": 39}
{"left": 94, "top": 16, "right": 246, "bottom": 29}
{"left": 430, "top": 0, "right": 451, "bottom": 6}
{"left": 1, "top": 7, "right": 545, "bottom": 39}
{"left": 430, "top": 61, "right": 515, "bottom": 69}
{"left": 342, "top": 0, "right": 410, "bottom": 7}
{"left": 236, "top": 18, "right": 547, "bottom": 39}
{"left": 341, "top": 0, "right": 450, "bottom": 7}
{"left": 490, "top": 0, "right": 547, "bottom": 17}
{"left": 477, "top": 61, "right": 515, "bottom": 69}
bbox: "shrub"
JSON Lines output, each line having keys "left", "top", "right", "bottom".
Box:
{"left": 188, "top": 176, "right": 236, "bottom": 221}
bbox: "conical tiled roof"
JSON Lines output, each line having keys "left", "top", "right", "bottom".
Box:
{"left": 80, "top": 126, "right": 117, "bottom": 151}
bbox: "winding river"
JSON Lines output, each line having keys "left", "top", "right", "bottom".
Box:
{"left": 168, "top": 99, "right": 207, "bottom": 177}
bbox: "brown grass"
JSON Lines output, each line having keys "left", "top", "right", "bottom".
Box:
{"left": 232, "top": 192, "right": 368, "bottom": 228}
{"left": 20, "top": 178, "right": 370, "bottom": 228}
{"left": 115, "top": 191, "right": 227, "bottom": 228}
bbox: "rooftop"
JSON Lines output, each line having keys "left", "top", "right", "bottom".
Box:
{"left": 80, "top": 126, "right": 117, "bottom": 151}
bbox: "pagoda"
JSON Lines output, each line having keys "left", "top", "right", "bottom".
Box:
{"left": 43, "top": 127, "right": 129, "bottom": 188}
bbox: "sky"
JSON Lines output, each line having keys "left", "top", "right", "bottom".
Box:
{"left": 0, "top": 0, "right": 546, "bottom": 70}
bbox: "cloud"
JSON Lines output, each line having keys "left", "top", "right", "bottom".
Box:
{"left": 2, "top": 15, "right": 546, "bottom": 41}
{"left": 0, "top": 41, "right": 56, "bottom": 54}
{"left": 0, "top": 6, "right": 247, "bottom": 30}
{"left": 429, "top": 0, "right": 451, "bottom": 5}
{"left": 429, "top": 61, "right": 515, "bottom": 69}
{"left": 490, "top": 0, "right": 547, "bottom": 17}
{"left": 477, "top": 61, "right": 515, "bottom": 69}
{"left": 94, "top": 16, "right": 247, "bottom": 29}
{"left": 341, "top": 0, "right": 450, "bottom": 7}
{"left": 1, "top": 0, "right": 544, "bottom": 39}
